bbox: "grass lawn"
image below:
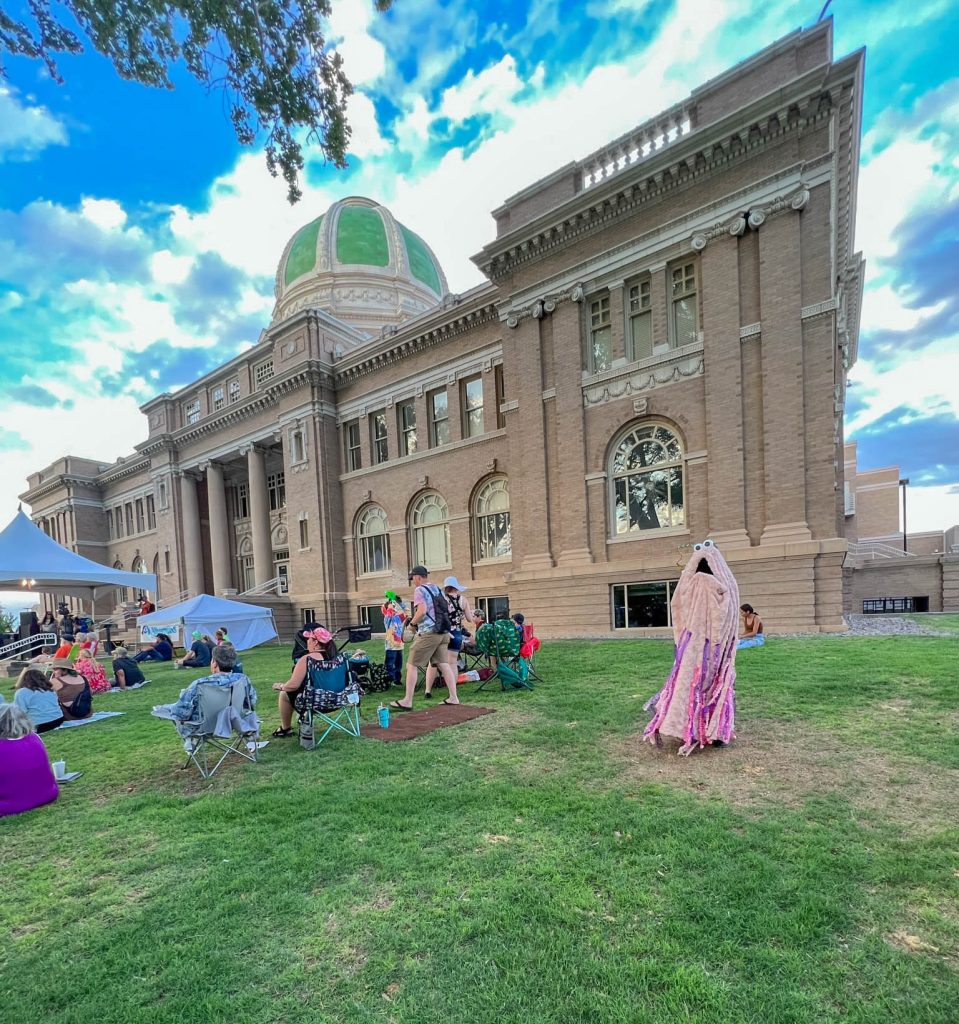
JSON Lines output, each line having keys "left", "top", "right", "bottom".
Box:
{"left": 903, "top": 613, "right": 959, "bottom": 636}
{"left": 2, "top": 636, "right": 958, "bottom": 1023}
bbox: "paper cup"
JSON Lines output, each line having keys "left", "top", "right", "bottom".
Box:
{"left": 53, "top": 760, "right": 66, "bottom": 780}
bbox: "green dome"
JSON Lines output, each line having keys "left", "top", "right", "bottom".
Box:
{"left": 274, "top": 197, "right": 447, "bottom": 333}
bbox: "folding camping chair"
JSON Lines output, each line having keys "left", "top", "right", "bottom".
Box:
{"left": 178, "top": 682, "right": 261, "bottom": 779}
{"left": 295, "top": 655, "right": 362, "bottom": 747}
{"left": 474, "top": 620, "right": 534, "bottom": 692}
{"left": 520, "top": 623, "right": 544, "bottom": 683}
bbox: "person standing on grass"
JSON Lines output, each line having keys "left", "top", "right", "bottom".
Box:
{"left": 0, "top": 704, "right": 59, "bottom": 817}
{"left": 381, "top": 592, "right": 409, "bottom": 686}
{"left": 423, "top": 577, "right": 474, "bottom": 699}
{"left": 737, "top": 604, "right": 765, "bottom": 649}
{"left": 390, "top": 566, "right": 459, "bottom": 711}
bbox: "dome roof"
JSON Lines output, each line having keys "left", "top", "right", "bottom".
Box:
{"left": 272, "top": 196, "right": 448, "bottom": 334}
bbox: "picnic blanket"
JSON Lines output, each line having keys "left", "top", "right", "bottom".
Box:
{"left": 361, "top": 703, "right": 494, "bottom": 742}
{"left": 58, "top": 711, "right": 126, "bottom": 729}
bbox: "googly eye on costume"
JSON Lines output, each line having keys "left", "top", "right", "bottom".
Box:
{"left": 694, "top": 543, "right": 703, "bottom": 551}
{"left": 703, "top": 539, "right": 714, "bottom": 548}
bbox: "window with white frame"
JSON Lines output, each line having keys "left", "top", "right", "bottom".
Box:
{"left": 146, "top": 494, "right": 156, "bottom": 530}
{"left": 670, "top": 262, "right": 698, "bottom": 347}
{"left": 254, "top": 360, "right": 274, "bottom": 387}
{"left": 164, "top": 548, "right": 171, "bottom": 573}
{"left": 290, "top": 427, "right": 306, "bottom": 464}
{"left": 157, "top": 479, "right": 169, "bottom": 510}
{"left": 429, "top": 389, "right": 449, "bottom": 447}
{"left": 473, "top": 477, "right": 511, "bottom": 561}
{"left": 588, "top": 294, "right": 612, "bottom": 372}
{"left": 213, "top": 385, "right": 225, "bottom": 411}
{"left": 609, "top": 423, "right": 685, "bottom": 535}
{"left": 235, "top": 482, "right": 249, "bottom": 519}
{"left": 125, "top": 503, "right": 134, "bottom": 535}
{"left": 114, "top": 505, "right": 124, "bottom": 537}
{"left": 298, "top": 517, "right": 309, "bottom": 549}
{"left": 268, "top": 471, "right": 286, "bottom": 511}
{"left": 494, "top": 364, "right": 505, "bottom": 429}
{"left": 399, "top": 400, "right": 417, "bottom": 456}
{"left": 611, "top": 581, "right": 679, "bottom": 629}
{"left": 410, "top": 492, "right": 450, "bottom": 568}
{"left": 475, "top": 595, "right": 510, "bottom": 621}
{"left": 356, "top": 504, "right": 391, "bottom": 575}
{"left": 627, "top": 279, "right": 652, "bottom": 360}
{"left": 229, "top": 379, "right": 241, "bottom": 403}
{"left": 370, "top": 409, "right": 388, "bottom": 465}
{"left": 461, "top": 376, "right": 484, "bottom": 438}
{"left": 345, "top": 419, "right": 361, "bottom": 471}
{"left": 185, "top": 399, "right": 200, "bottom": 425}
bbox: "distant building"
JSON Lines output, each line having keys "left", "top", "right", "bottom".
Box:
{"left": 29, "top": 22, "right": 953, "bottom": 636}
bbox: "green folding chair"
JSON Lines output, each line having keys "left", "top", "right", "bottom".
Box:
{"left": 475, "top": 620, "right": 533, "bottom": 692}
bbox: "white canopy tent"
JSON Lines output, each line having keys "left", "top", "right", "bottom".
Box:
{"left": 137, "top": 594, "right": 277, "bottom": 651}
{"left": 0, "top": 509, "right": 156, "bottom": 600}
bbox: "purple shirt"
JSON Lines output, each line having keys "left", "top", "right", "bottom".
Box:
{"left": 0, "top": 734, "right": 59, "bottom": 817}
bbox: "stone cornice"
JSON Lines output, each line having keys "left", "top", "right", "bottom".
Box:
{"left": 582, "top": 345, "right": 705, "bottom": 407}
{"left": 96, "top": 457, "right": 152, "bottom": 486}
{"left": 334, "top": 298, "right": 500, "bottom": 386}
{"left": 474, "top": 70, "right": 842, "bottom": 282}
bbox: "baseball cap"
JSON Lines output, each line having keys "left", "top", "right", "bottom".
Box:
{"left": 408, "top": 565, "right": 429, "bottom": 580}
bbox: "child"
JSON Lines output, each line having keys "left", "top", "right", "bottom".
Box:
{"left": 381, "top": 591, "right": 409, "bottom": 685}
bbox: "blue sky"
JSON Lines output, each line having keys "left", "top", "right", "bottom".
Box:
{"left": 1, "top": 0, "right": 957, "bottom": 551}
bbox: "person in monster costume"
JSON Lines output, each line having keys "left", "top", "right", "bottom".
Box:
{"left": 643, "top": 539, "right": 739, "bottom": 755}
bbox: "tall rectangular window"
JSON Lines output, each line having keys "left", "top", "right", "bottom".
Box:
{"left": 235, "top": 482, "right": 249, "bottom": 519}
{"left": 399, "top": 401, "right": 417, "bottom": 456}
{"left": 185, "top": 399, "right": 200, "bottom": 424}
{"left": 476, "top": 595, "right": 510, "bottom": 622}
{"left": 213, "top": 385, "right": 225, "bottom": 411}
{"left": 164, "top": 549, "right": 171, "bottom": 573}
{"left": 146, "top": 495, "right": 156, "bottom": 529}
{"left": 611, "top": 581, "right": 677, "bottom": 629}
{"left": 125, "top": 503, "right": 134, "bottom": 535}
{"left": 229, "top": 379, "right": 241, "bottom": 403}
{"left": 135, "top": 499, "right": 145, "bottom": 533}
{"left": 627, "top": 279, "right": 652, "bottom": 360}
{"left": 671, "top": 262, "right": 698, "bottom": 347}
{"left": 255, "top": 360, "right": 274, "bottom": 387}
{"left": 345, "top": 419, "right": 361, "bottom": 471}
{"left": 106, "top": 509, "right": 114, "bottom": 538}
{"left": 370, "top": 409, "right": 388, "bottom": 465}
{"left": 429, "top": 389, "right": 449, "bottom": 447}
{"left": 461, "top": 376, "right": 484, "bottom": 438}
{"left": 494, "top": 364, "right": 505, "bottom": 429}
{"left": 114, "top": 506, "right": 124, "bottom": 538}
{"left": 268, "top": 472, "right": 286, "bottom": 511}
{"left": 589, "top": 295, "right": 612, "bottom": 372}
{"left": 299, "top": 518, "right": 309, "bottom": 549}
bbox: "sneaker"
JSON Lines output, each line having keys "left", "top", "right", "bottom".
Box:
{"left": 424, "top": 691, "right": 433, "bottom": 700}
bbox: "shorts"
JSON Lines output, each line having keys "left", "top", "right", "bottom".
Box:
{"left": 409, "top": 631, "right": 450, "bottom": 670}
{"left": 447, "top": 628, "right": 464, "bottom": 652}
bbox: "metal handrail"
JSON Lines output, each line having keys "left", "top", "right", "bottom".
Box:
{"left": 848, "top": 541, "right": 916, "bottom": 560}
{"left": 157, "top": 589, "right": 193, "bottom": 609}
{"left": 0, "top": 632, "right": 58, "bottom": 661}
{"left": 239, "top": 577, "right": 286, "bottom": 597}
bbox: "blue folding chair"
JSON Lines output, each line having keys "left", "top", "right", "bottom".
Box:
{"left": 294, "top": 656, "right": 362, "bottom": 747}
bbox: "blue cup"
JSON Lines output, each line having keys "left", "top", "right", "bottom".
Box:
{"left": 377, "top": 705, "right": 390, "bottom": 729}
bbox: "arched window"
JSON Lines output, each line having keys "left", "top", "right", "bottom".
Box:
{"left": 473, "top": 477, "right": 511, "bottom": 561}
{"left": 152, "top": 554, "right": 161, "bottom": 601}
{"left": 238, "top": 537, "right": 255, "bottom": 592}
{"left": 113, "top": 560, "right": 128, "bottom": 607}
{"left": 410, "top": 493, "right": 450, "bottom": 569}
{"left": 131, "top": 556, "right": 150, "bottom": 601}
{"left": 609, "top": 423, "right": 685, "bottom": 535}
{"left": 356, "top": 505, "right": 391, "bottom": 576}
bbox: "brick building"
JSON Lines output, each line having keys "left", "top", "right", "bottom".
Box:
{"left": 23, "top": 23, "right": 890, "bottom": 636}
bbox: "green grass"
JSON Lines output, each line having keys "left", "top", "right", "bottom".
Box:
{"left": 2, "top": 637, "right": 958, "bottom": 1023}
{"left": 903, "top": 613, "right": 959, "bottom": 636}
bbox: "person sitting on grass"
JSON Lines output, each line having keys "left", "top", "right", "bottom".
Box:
{"left": 0, "top": 704, "right": 59, "bottom": 818}
{"left": 28, "top": 635, "right": 74, "bottom": 664}
{"left": 110, "top": 646, "right": 146, "bottom": 690}
{"left": 74, "top": 648, "right": 111, "bottom": 694}
{"left": 737, "top": 604, "right": 765, "bottom": 649}
{"left": 13, "top": 668, "right": 64, "bottom": 733}
{"left": 271, "top": 627, "right": 345, "bottom": 738}
{"left": 133, "top": 633, "right": 174, "bottom": 663}
{"left": 49, "top": 661, "right": 93, "bottom": 721}
{"left": 175, "top": 630, "right": 212, "bottom": 670}
{"left": 150, "top": 644, "right": 257, "bottom": 738}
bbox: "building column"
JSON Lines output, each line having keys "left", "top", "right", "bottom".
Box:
{"left": 204, "top": 461, "right": 232, "bottom": 595}
{"left": 246, "top": 445, "right": 274, "bottom": 586}
{"left": 179, "top": 471, "right": 205, "bottom": 596}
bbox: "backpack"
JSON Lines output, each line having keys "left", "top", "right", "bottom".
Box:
{"left": 424, "top": 584, "right": 452, "bottom": 635}
{"left": 70, "top": 681, "right": 93, "bottom": 720}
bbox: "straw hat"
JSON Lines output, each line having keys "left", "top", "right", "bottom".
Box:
{"left": 48, "top": 659, "right": 80, "bottom": 674}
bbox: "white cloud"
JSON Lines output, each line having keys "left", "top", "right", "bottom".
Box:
{"left": 151, "top": 250, "right": 193, "bottom": 285}
{"left": 438, "top": 55, "right": 525, "bottom": 122}
{"left": 857, "top": 284, "right": 947, "bottom": 334}
{"left": 0, "top": 86, "right": 67, "bottom": 160}
{"left": 345, "top": 92, "right": 388, "bottom": 159}
{"left": 80, "top": 197, "right": 128, "bottom": 232}
{"left": 328, "top": 0, "right": 387, "bottom": 86}
{"left": 899, "top": 484, "right": 959, "bottom": 534}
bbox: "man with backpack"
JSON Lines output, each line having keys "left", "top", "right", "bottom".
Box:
{"left": 389, "top": 566, "right": 460, "bottom": 711}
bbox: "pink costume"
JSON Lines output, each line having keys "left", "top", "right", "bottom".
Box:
{"left": 0, "top": 734, "right": 59, "bottom": 816}
{"left": 644, "top": 540, "right": 739, "bottom": 755}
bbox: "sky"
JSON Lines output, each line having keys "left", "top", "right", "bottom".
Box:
{"left": 0, "top": 0, "right": 957, "bottom": 601}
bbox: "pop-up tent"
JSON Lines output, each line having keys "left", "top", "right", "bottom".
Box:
{"left": 137, "top": 594, "right": 277, "bottom": 651}
{"left": 0, "top": 509, "right": 156, "bottom": 599}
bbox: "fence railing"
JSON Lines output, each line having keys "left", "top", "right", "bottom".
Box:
{"left": 0, "top": 632, "right": 58, "bottom": 661}
{"left": 848, "top": 541, "right": 916, "bottom": 560}
{"left": 157, "top": 590, "right": 193, "bottom": 609}
{"left": 239, "top": 577, "right": 287, "bottom": 597}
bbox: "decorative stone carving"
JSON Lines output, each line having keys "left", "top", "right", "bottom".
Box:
{"left": 418, "top": 475, "right": 429, "bottom": 489}
{"left": 583, "top": 353, "right": 705, "bottom": 407}
{"left": 790, "top": 188, "right": 810, "bottom": 211}
{"left": 747, "top": 208, "right": 766, "bottom": 229}
{"left": 570, "top": 285, "right": 584, "bottom": 303}
{"left": 363, "top": 489, "right": 372, "bottom": 502}
{"left": 690, "top": 233, "right": 707, "bottom": 251}
{"left": 728, "top": 215, "right": 747, "bottom": 236}
{"left": 486, "top": 459, "right": 497, "bottom": 473}
{"left": 532, "top": 300, "right": 544, "bottom": 319}
{"left": 543, "top": 299, "right": 556, "bottom": 313}
{"left": 506, "top": 315, "right": 519, "bottom": 329}
{"left": 632, "top": 397, "right": 649, "bottom": 414}
{"left": 739, "top": 322, "right": 762, "bottom": 339}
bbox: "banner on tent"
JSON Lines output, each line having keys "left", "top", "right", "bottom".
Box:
{"left": 140, "top": 622, "right": 183, "bottom": 645}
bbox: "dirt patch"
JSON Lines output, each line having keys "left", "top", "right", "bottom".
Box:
{"left": 617, "top": 717, "right": 959, "bottom": 831}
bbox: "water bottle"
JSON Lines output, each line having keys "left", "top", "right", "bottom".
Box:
{"left": 377, "top": 704, "right": 390, "bottom": 729}
{"left": 299, "top": 717, "right": 315, "bottom": 750}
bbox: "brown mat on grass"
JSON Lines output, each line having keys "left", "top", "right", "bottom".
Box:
{"left": 361, "top": 702, "right": 495, "bottom": 741}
